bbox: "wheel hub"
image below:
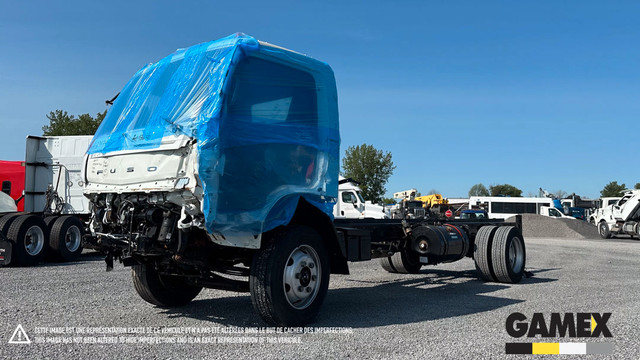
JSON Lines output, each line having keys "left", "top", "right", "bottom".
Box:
{"left": 65, "top": 225, "right": 82, "bottom": 252}
{"left": 283, "top": 245, "right": 320, "bottom": 310}
{"left": 24, "top": 225, "right": 45, "bottom": 256}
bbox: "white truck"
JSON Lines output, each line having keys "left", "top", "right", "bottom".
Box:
{"left": 539, "top": 206, "right": 576, "bottom": 219}
{"left": 594, "top": 190, "right": 640, "bottom": 239}
{"left": 0, "top": 135, "right": 92, "bottom": 266}
{"left": 333, "top": 177, "right": 387, "bottom": 219}
{"left": 588, "top": 197, "right": 622, "bottom": 224}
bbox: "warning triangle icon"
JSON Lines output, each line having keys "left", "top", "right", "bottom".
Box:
{"left": 9, "top": 324, "right": 31, "bottom": 344}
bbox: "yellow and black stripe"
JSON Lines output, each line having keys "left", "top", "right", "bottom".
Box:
{"left": 506, "top": 343, "right": 613, "bottom": 354}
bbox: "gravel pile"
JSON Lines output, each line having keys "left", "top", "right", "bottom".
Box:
{"left": 506, "top": 214, "right": 600, "bottom": 239}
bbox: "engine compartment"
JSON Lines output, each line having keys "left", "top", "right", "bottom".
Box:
{"left": 87, "top": 191, "right": 255, "bottom": 292}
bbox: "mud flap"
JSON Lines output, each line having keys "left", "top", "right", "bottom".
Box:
{"left": 0, "top": 236, "right": 13, "bottom": 266}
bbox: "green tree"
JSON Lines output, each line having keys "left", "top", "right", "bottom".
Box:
{"left": 489, "top": 184, "right": 522, "bottom": 197}
{"left": 600, "top": 181, "right": 626, "bottom": 197}
{"left": 635, "top": 182, "right": 640, "bottom": 190}
{"left": 468, "top": 183, "right": 489, "bottom": 197}
{"left": 381, "top": 197, "right": 397, "bottom": 205}
{"left": 42, "top": 109, "right": 106, "bottom": 136}
{"left": 342, "top": 144, "right": 395, "bottom": 203}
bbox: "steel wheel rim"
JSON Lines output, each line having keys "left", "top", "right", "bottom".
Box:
{"left": 508, "top": 237, "right": 524, "bottom": 273}
{"left": 24, "top": 225, "right": 45, "bottom": 256}
{"left": 283, "top": 245, "right": 321, "bottom": 310}
{"left": 65, "top": 225, "right": 82, "bottom": 252}
{"left": 599, "top": 223, "right": 606, "bottom": 236}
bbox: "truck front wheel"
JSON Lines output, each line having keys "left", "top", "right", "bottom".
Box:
{"left": 132, "top": 265, "right": 202, "bottom": 307}
{"left": 250, "top": 225, "right": 330, "bottom": 326}
{"left": 598, "top": 221, "right": 612, "bottom": 239}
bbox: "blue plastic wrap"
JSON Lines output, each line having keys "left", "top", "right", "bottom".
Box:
{"left": 88, "top": 33, "right": 340, "bottom": 236}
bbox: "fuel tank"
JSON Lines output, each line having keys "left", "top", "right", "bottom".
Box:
{"left": 410, "top": 224, "right": 470, "bottom": 263}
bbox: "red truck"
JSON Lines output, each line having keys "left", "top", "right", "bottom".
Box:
{"left": 0, "top": 160, "right": 26, "bottom": 211}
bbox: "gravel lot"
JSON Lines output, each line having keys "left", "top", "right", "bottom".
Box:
{"left": 1, "top": 235, "right": 639, "bottom": 359}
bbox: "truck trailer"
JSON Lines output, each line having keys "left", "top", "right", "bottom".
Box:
{"left": 82, "top": 34, "right": 527, "bottom": 326}
{"left": 0, "top": 136, "right": 92, "bottom": 266}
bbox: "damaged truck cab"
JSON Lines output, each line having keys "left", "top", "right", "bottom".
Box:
{"left": 84, "top": 34, "right": 526, "bottom": 326}
{"left": 84, "top": 34, "right": 342, "bottom": 325}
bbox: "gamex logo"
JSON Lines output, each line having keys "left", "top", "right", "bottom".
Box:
{"left": 505, "top": 312, "right": 614, "bottom": 355}
{"left": 506, "top": 312, "right": 612, "bottom": 338}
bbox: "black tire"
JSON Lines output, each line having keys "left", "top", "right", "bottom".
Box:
{"left": 379, "top": 256, "right": 397, "bottom": 273}
{"left": 44, "top": 216, "right": 58, "bottom": 233}
{"left": 250, "top": 225, "right": 330, "bottom": 326}
{"left": 379, "top": 249, "right": 422, "bottom": 274}
{"left": 0, "top": 213, "right": 21, "bottom": 235}
{"left": 48, "top": 216, "right": 84, "bottom": 262}
{"left": 43, "top": 216, "right": 58, "bottom": 260}
{"left": 598, "top": 221, "right": 612, "bottom": 239}
{"left": 474, "top": 225, "right": 497, "bottom": 281}
{"left": 491, "top": 226, "right": 526, "bottom": 283}
{"left": 132, "top": 264, "right": 202, "bottom": 307}
{"left": 6, "top": 215, "right": 48, "bottom": 266}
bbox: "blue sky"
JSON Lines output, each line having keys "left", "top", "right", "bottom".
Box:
{"left": 1, "top": 1, "right": 638, "bottom": 198}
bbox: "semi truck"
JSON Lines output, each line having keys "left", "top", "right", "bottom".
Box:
{"left": 594, "top": 190, "right": 640, "bottom": 239}
{"left": 334, "top": 177, "right": 387, "bottom": 219}
{"left": 0, "top": 160, "right": 26, "bottom": 211}
{"left": 82, "top": 33, "right": 527, "bottom": 326}
{"left": 0, "top": 136, "right": 92, "bottom": 266}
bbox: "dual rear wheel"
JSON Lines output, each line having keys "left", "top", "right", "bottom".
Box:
{"left": 380, "top": 248, "right": 422, "bottom": 274}
{"left": 474, "top": 225, "right": 526, "bottom": 283}
{"left": 0, "top": 214, "right": 84, "bottom": 266}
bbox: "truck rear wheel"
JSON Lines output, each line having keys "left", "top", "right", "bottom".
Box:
{"left": 250, "top": 225, "right": 330, "bottom": 326}
{"left": 491, "top": 226, "right": 526, "bottom": 283}
{"left": 598, "top": 221, "right": 612, "bottom": 239}
{"left": 7, "top": 215, "right": 48, "bottom": 266}
{"left": 0, "top": 213, "right": 21, "bottom": 235}
{"left": 474, "top": 225, "right": 497, "bottom": 281}
{"left": 132, "top": 265, "right": 202, "bottom": 307}
{"left": 380, "top": 248, "right": 422, "bottom": 274}
{"left": 48, "top": 216, "right": 84, "bottom": 262}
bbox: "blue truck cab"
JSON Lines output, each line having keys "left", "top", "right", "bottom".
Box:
{"left": 84, "top": 34, "right": 527, "bottom": 327}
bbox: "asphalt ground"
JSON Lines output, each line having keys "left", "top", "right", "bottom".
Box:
{"left": 1, "top": 235, "right": 639, "bottom": 359}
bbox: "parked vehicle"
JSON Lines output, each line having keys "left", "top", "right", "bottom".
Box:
{"left": 0, "top": 160, "right": 25, "bottom": 211}
{"left": 540, "top": 188, "right": 592, "bottom": 220}
{"left": 469, "top": 196, "right": 555, "bottom": 219}
{"left": 415, "top": 194, "right": 447, "bottom": 207}
{"left": 460, "top": 209, "right": 488, "bottom": 219}
{"left": 334, "top": 177, "right": 387, "bottom": 219}
{"left": 594, "top": 190, "right": 640, "bottom": 239}
{"left": 82, "top": 34, "right": 527, "bottom": 326}
{"left": 588, "top": 197, "right": 622, "bottom": 224}
{"left": 540, "top": 206, "right": 576, "bottom": 219}
{"left": 0, "top": 136, "right": 93, "bottom": 266}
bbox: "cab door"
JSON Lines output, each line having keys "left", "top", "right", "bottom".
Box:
{"left": 338, "top": 191, "right": 364, "bottom": 219}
